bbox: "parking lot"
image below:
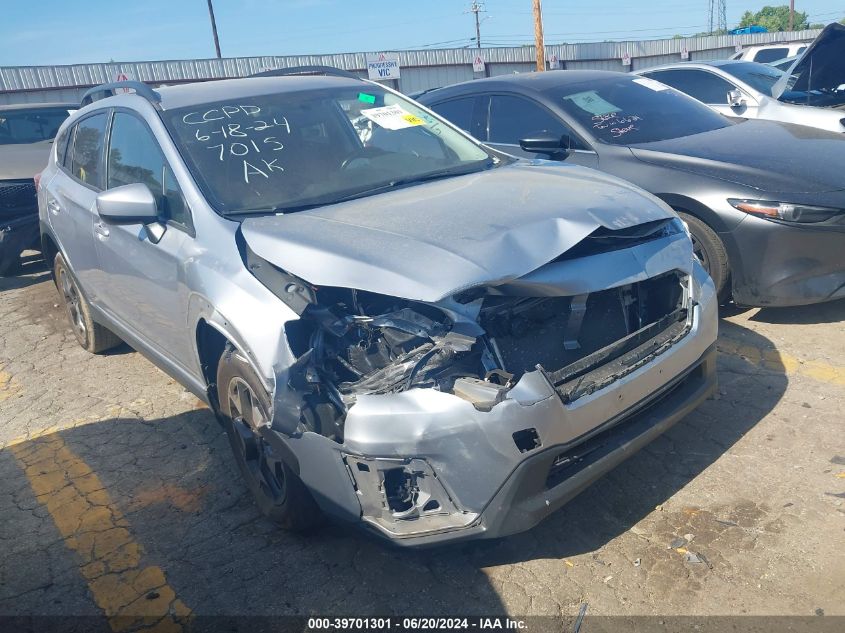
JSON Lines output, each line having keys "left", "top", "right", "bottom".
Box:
{"left": 0, "top": 255, "right": 843, "bottom": 628}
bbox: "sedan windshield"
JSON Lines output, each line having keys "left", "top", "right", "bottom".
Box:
{"left": 164, "top": 85, "right": 494, "bottom": 215}
{"left": 551, "top": 76, "right": 732, "bottom": 145}
{"left": 0, "top": 107, "right": 74, "bottom": 145}
{"left": 721, "top": 61, "right": 784, "bottom": 96}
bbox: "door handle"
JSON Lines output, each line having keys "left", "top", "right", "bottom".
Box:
{"left": 46, "top": 195, "right": 61, "bottom": 215}
{"left": 94, "top": 222, "right": 110, "bottom": 238}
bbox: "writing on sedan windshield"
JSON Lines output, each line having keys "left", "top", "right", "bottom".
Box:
{"left": 180, "top": 104, "right": 291, "bottom": 184}
{"left": 592, "top": 113, "right": 643, "bottom": 138}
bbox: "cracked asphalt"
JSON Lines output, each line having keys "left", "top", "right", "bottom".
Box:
{"left": 1, "top": 256, "right": 844, "bottom": 628}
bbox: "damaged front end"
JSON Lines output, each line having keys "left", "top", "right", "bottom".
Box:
{"left": 243, "top": 215, "right": 716, "bottom": 541}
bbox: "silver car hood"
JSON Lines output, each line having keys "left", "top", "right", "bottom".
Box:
{"left": 240, "top": 162, "right": 676, "bottom": 302}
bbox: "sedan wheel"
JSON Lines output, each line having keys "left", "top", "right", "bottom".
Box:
{"left": 676, "top": 212, "right": 731, "bottom": 304}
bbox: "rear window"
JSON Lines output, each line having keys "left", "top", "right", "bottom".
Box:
{"left": 0, "top": 107, "right": 74, "bottom": 145}
{"left": 752, "top": 48, "right": 789, "bottom": 64}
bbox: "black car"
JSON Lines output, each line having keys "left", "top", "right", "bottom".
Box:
{"left": 417, "top": 71, "right": 845, "bottom": 307}
{"left": 0, "top": 103, "right": 76, "bottom": 275}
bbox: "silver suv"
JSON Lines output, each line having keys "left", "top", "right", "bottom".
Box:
{"left": 39, "top": 72, "right": 718, "bottom": 545}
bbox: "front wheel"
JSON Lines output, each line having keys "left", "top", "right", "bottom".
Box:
{"left": 216, "top": 344, "right": 321, "bottom": 531}
{"left": 677, "top": 212, "right": 731, "bottom": 304}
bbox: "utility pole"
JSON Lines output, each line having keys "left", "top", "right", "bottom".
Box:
{"left": 206, "top": 0, "right": 222, "bottom": 59}
{"left": 533, "top": 0, "right": 545, "bottom": 71}
{"left": 469, "top": 2, "right": 485, "bottom": 48}
{"left": 789, "top": 0, "right": 795, "bottom": 30}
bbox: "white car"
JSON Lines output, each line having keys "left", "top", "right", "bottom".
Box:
{"left": 637, "top": 60, "right": 845, "bottom": 133}
{"left": 729, "top": 42, "right": 809, "bottom": 64}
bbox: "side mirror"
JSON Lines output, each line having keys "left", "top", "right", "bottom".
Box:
{"left": 727, "top": 89, "right": 746, "bottom": 108}
{"left": 519, "top": 134, "right": 571, "bottom": 160}
{"left": 96, "top": 183, "right": 159, "bottom": 224}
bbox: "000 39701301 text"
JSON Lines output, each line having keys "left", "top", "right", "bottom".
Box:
{"left": 180, "top": 104, "right": 291, "bottom": 183}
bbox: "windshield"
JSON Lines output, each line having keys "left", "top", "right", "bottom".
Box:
{"left": 551, "top": 76, "right": 732, "bottom": 145}
{"left": 163, "top": 85, "right": 494, "bottom": 215}
{"left": 0, "top": 107, "right": 74, "bottom": 145}
{"left": 721, "top": 62, "right": 784, "bottom": 96}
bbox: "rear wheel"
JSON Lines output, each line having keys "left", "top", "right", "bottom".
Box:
{"left": 677, "top": 212, "right": 731, "bottom": 304}
{"left": 53, "top": 253, "right": 122, "bottom": 353}
{"left": 216, "top": 344, "right": 321, "bottom": 531}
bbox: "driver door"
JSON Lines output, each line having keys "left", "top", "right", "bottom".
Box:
{"left": 93, "top": 110, "right": 195, "bottom": 369}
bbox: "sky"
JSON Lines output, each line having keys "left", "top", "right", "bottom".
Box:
{"left": 1, "top": 0, "right": 843, "bottom": 67}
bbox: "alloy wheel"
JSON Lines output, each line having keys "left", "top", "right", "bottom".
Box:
{"left": 226, "top": 377, "right": 287, "bottom": 506}
{"left": 59, "top": 268, "right": 86, "bottom": 340}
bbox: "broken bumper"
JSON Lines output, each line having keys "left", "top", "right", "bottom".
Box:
{"left": 408, "top": 342, "right": 716, "bottom": 546}
{"left": 279, "top": 263, "right": 718, "bottom": 545}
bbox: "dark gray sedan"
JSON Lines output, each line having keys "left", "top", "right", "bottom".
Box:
{"left": 418, "top": 70, "right": 845, "bottom": 307}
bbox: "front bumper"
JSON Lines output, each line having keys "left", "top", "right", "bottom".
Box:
{"left": 721, "top": 214, "right": 845, "bottom": 307}
{"left": 278, "top": 263, "right": 719, "bottom": 546}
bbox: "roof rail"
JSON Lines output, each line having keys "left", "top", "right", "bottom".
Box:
{"left": 81, "top": 81, "right": 162, "bottom": 107}
{"left": 250, "top": 65, "right": 360, "bottom": 80}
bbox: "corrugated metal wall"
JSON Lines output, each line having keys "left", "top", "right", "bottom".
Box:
{"left": 0, "top": 29, "right": 820, "bottom": 104}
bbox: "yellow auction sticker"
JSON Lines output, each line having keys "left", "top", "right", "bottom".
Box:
{"left": 401, "top": 113, "right": 425, "bottom": 126}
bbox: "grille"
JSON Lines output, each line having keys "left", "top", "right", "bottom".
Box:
{"left": 0, "top": 180, "right": 37, "bottom": 219}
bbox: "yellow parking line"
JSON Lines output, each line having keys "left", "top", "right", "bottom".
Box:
{"left": 11, "top": 434, "right": 190, "bottom": 632}
{"left": 718, "top": 339, "right": 845, "bottom": 387}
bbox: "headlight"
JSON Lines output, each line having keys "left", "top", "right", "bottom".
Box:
{"left": 728, "top": 199, "right": 842, "bottom": 224}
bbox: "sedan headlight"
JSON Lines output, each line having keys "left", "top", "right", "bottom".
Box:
{"left": 728, "top": 199, "right": 843, "bottom": 224}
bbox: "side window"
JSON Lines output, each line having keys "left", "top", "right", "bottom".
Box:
{"left": 107, "top": 112, "right": 191, "bottom": 229}
{"left": 487, "top": 95, "right": 586, "bottom": 149}
{"left": 70, "top": 113, "right": 108, "bottom": 188}
{"left": 644, "top": 70, "right": 735, "bottom": 104}
{"left": 61, "top": 125, "right": 76, "bottom": 171}
{"left": 55, "top": 125, "right": 71, "bottom": 166}
{"left": 430, "top": 97, "right": 475, "bottom": 134}
{"left": 753, "top": 48, "right": 789, "bottom": 64}
{"left": 796, "top": 46, "right": 807, "bottom": 55}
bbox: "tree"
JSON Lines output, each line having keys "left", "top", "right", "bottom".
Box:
{"left": 738, "top": 5, "right": 809, "bottom": 31}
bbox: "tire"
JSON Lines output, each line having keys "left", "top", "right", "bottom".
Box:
{"left": 216, "top": 344, "right": 321, "bottom": 531}
{"left": 677, "top": 212, "right": 731, "bottom": 304}
{"left": 53, "top": 253, "right": 122, "bottom": 353}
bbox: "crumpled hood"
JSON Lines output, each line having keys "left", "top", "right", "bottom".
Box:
{"left": 240, "top": 162, "right": 676, "bottom": 302}
{"left": 630, "top": 119, "right": 845, "bottom": 194}
{"left": 773, "top": 22, "right": 845, "bottom": 101}
{"left": 0, "top": 141, "right": 53, "bottom": 180}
